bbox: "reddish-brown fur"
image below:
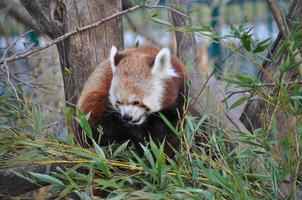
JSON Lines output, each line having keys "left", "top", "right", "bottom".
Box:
{"left": 77, "top": 46, "right": 186, "bottom": 156}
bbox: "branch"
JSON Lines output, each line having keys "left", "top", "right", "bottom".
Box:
{"left": 240, "top": 0, "right": 302, "bottom": 131}
{"left": 20, "top": 0, "right": 63, "bottom": 39}
{"left": 0, "top": 4, "right": 142, "bottom": 65}
{"left": 0, "top": 0, "right": 41, "bottom": 33}
{"left": 1, "top": 30, "right": 34, "bottom": 101}
{"left": 0, "top": 0, "right": 136, "bottom": 34}
{"left": 125, "top": 15, "right": 161, "bottom": 46}
{"left": 266, "top": 0, "right": 288, "bottom": 39}
{"left": 168, "top": 0, "right": 200, "bottom": 97}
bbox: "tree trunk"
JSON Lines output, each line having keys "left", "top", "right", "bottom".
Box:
{"left": 240, "top": 0, "right": 302, "bottom": 131}
{"left": 21, "top": 0, "right": 124, "bottom": 146}
{"left": 240, "top": 0, "right": 302, "bottom": 197}
{"left": 169, "top": 0, "right": 248, "bottom": 133}
{"left": 169, "top": 0, "right": 201, "bottom": 117}
{"left": 0, "top": 0, "right": 124, "bottom": 196}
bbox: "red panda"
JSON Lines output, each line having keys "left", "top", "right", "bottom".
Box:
{"left": 77, "top": 46, "right": 186, "bottom": 157}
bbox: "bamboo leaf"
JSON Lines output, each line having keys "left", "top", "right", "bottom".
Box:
{"left": 113, "top": 140, "right": 130, "bottom": 158}
{"left": 92, "top": 139, "right": 106, "bottom": 158}
{"left": 229, "top": 96, "right": 250, "bottom": 110}
{"left": 29, "top": 172, "right": 65, "bottom": 186}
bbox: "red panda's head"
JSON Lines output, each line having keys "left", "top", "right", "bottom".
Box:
{"left": 108, "top": 46, "right": 178, "bottom": 125}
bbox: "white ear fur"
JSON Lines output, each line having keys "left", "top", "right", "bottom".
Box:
{"left": 109, "top": 46, "right": 118, "bottom": 73}
{"left": 152, "top": 48, "right": 178, "bottom": 78}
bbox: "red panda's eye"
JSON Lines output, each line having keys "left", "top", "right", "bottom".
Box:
{"left": 132, "top": 101, "right": 139, "bottom": 105}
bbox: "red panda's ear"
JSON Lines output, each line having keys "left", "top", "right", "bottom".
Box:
{"left": 109, "top": 46, "right": 124, "bottom": 73}
{"left": 151, "top": 48, "right": 178, "bottom": 78}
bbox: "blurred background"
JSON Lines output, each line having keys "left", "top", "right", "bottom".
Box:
{"left": 0, "top": 0, "right": 291, "bottom": 136}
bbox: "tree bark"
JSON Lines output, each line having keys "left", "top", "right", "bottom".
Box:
{"left": 240, "top": 0, "right": 302, "bottom": 197}
{"left": 61, "top": 0, "right": 123, "bottom": 104}
{"left": 21, "top": 0, "right": 124, "bottom": 146}
{"left": 0, "top": 0, "right": 133, "bottom": 35}
{"left": 169, "top": 0, "right": 200, "bottom": 115}
{"left": 20, "top": 0, "right": 124, "bottom": 97}
{"left": 0, "top": 0, "right": 124, "bottom": 196}
{"left": 169, "top": 0, "right": 248, "bottom": 133}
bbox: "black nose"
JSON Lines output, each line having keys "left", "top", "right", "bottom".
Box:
{"left": 122, "top": 114, "right": 132, "bottom": 122}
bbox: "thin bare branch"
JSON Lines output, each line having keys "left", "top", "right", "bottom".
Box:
{"left": 1, "top": 30, "right": 34, "bottom": 101}
{"left": 0, "top": 4, "right": 142, "bottom": 65}
{"left": 125, "top": 15, "right": 161, "bottom": 46}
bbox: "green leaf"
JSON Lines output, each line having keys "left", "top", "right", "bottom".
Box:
{"left": 245, "top": 173, "right": 271, "bottom": 181}
{"left": 175, "top": 188, "right": 215, "bottom": 200}
{"left": 149, "top": 137, "right": 159, "bottom": 156}
{"left": 270, "top": 161, "right": 278, "bottom": 197}
{"left": 76, "top": 111, "right": 92, "bottom": 139}
{"left": 29, "top": 172, "right": 65, "bottom": 186}
{"left": 241, "top": 32, "right": 252, "bottom": 51}
{"left": 12, "top": 171, "right": 36, "bottom": 184}
{"left": 171, "top": 25, "right": 214, "bottom": 34}
{"left": 293, "top": 32, "right": 302, "bottom": 49}
{"left": 113, "top": 140, "right": 130, "bottom": 158}
{"left": 60, "top": 185, "right": 74, "bottom": 198}
{"left": 19, "top": 141, "right": 47, "bottom": 150}
{"left": 74, "top": 191, "right": 92, "bottom": 200}
{"left": 140, "top": 144, "right": 155, "bottom": 168}
{"left": 149, "top": 15, "right": 172, "bottom": 27}
{"left": 229, "top": 96, "right": 250, "bottom": 110}
{"left": 131, "top": 150, "right": 148, "bottom": 171}
{"left": 32, "top": 105, "right": 45, "bottom": 132}
{"left": 270, "top": 117, "right": 279, "bottom": 136}
{"left": 92, "top": 139, "right": 106, "bottom": 158}
{"left": 0, "top": 125, "right": 12, "bottom": 129}
{"left": 159, "top": 112, "right": 179, "bottom": 136}
{"left": 97, "top": 159, "right": 111, "bottom": 177}
{"left": 156, "top": 142, "right": 166, "bottom": 187}
{"left": 94, "top": 179, "right": 121, "bottom": 189}
{"left": 291, "top": 95, "right": 302, "bottom": 101}
{"left": 253, "top": 38, "right": 270, "bottom": 53}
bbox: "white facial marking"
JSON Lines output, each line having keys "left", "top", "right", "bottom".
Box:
{"left": 120, "top": 105, "right": 146, "bottom": 125}
{"left": 109, "top": 77, "right": 118, "bottom": 108}
{"left": 152, "top": 48, "right": 178, "bottom": 78}
{"left": 109, "top": 46, "right": 118, "bottom": 73}
{"left": 143, "top": 78, "right": 164, "bottom": 113}
{"left": 108, "top": 47, "right": 179, "bottom": 125}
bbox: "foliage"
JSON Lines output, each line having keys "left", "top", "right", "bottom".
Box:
{"left": 0, "top": 2, "right": 301, "bottom": 200}
{"left": 0, "top": 106, "right": 280, "bottom": 199}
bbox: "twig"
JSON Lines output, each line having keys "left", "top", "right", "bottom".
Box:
{"left": 225, "top": 113, "right": 242, "bottom": 132}
{"left": 146, "top": 4, "right": 200, "bottom": 26}
{"left": 187, "top": 69, "right": 216, "bottom": 112}
{"left": 222, "top": 80, "right": 302, "bottom": 102}
{"left": 0, "top": 5, "right": 143, "bottom": 65}
{"left": 187, "top": 48, "right": 237, "bottom": 113}
{"left": 2, "top": 30, "right": 34, "bottom": 52}
{"left": 222, "top": 89, "right": 253, "bottom": 103}
{"left": 0, "top": 67, "right": 76, "bottom": 107}
{"left": 266, "top": 0, "right": 288, "bottom": 39}
{"left": 1, "top": 30, "right": 34, "bottom": 101}
{"left": 125, "top": 15, "right": 161, "bottom": 46}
